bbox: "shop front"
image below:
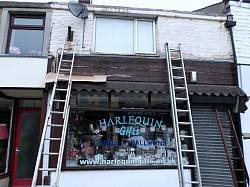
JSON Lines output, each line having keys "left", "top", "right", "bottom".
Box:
{"left": 47, "top": 55, "right": 248, "bottom": 187}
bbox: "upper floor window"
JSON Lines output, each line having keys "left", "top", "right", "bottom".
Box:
{"left": 6, "top": 15, "right": 45, "bottom": 56}
{"left": 94, "top": 17, "right": 155, "bottom": 54}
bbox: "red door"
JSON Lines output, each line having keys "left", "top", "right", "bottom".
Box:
{"left": 12, "top": 110, "right": 41, "bottom": 187}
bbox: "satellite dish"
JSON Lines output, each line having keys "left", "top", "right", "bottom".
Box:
{"left": 68, "top": 1, "right": 89, "bottom": 19}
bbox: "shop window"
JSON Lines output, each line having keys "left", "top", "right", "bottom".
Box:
{"left": 6, "top": 14, "right": 45, "bottom": 55}
{"left": 94, "top": 17, "right": 155, "bottom": 54}
{"left": 66, "top": 110, "right": 181, "bottom": 168}
{"left": 64, "top": 91, "right": 191, "bottom": 169}
{"left": 71, "top": 91, "right": 108, "bottom": 108}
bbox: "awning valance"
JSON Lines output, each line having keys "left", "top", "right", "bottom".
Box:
{"left": 72, "top": 81, "right": 167, "bottom": 94}
{"left": 71, "top": 81, "right": 246, "bottom": 96}
{"left": 70, "top": 81, "right": 248, "bottom": 112}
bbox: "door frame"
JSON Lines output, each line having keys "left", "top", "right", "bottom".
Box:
{"left": 12, "top": 109, "right": 41, "bottom": 187}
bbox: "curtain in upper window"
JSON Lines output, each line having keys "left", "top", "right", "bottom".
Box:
{"left": 7, "top": 15, "right": 45, "bottom": 56}
{"left": 95, "top": 17, "right": 155, "bottom": 54}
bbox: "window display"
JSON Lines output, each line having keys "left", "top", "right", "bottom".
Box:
{"left": 66, "top": 110, "right": 180, "bottom": 168}
{"left": 65, "top": 91, "right": 190, "bottom": 169}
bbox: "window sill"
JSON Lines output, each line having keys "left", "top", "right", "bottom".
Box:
{"left": 62, "top": 165, "right": 177, "bottom": 171}
{"left": 92, "top": 51, "right": 159, "bottom": 58}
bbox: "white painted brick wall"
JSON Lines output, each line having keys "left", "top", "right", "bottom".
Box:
{"left": 49, "top": 9, "right": 95, "bottom": 55}
{"left": 156, "top": 16, "right": 232, "bottom": 59}
{"left": 231, "top": 4, "right": 250, "bottom": 65}
{"left": 50, "top": 3, "right": 232, "bottom": 60}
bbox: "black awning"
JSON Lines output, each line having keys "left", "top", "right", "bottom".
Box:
{"left": 70, "top": 81, "right": 248, "bottom": 112}
{"left": 188, "top": 84, "right": 246, "bottom": 97}
{"left": 72, "top": 81, "right": 246, "bottom": 96}
{"left": 72, "top": 81, "right": 168, "bottom": 94}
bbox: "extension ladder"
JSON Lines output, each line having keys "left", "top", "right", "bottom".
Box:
{"left": 32, "top": 39, "right": 77, "bottom": 187}
{"left": 165, "top": 43, "right": 202, "bottom": 187}
{"left": 215, "top": 107, "right": 249, "bottom": 187}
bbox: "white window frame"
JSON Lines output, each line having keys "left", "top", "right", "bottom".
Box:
{"left": 93, "top": 16, "right": 156, "bottom": 55}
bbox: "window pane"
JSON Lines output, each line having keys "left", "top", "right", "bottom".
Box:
{"left": 137, "top": 20, "right": 154, "bottom": 53}
{"left": 14, "top": 18, "right": 43, "bottom": 26}
{"left": 66, "top": 110, "right": 176, "bottom": 168}
{"left": 9, "top": 29, "right": 44, "bottom": 55}
{"left": 151, "top": 93, "right": 170, "bottom": 109}
{"left": 75, "top": 91, "right": 108, "bottom": 108}
{"left": 95, "top": 18, "right": 134, "bottom": 53}
{"left": 111, "top": 92, "right": 148, "bottom": 109}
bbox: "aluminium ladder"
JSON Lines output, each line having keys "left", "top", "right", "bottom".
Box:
{"left": 215, "top": 107, "right": 249, "bottom": 187}
{"left": 32, "top": 39, "right": 77, "bottom": 187}
{"left": 165, "top": 43, "right": 202, "bottom": 187}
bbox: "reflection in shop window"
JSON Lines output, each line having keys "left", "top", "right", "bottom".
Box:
{"left": 66, "top": 110, "right": 185, "bottom": 168}
{"left": 72, "top": 91, "right": 108, "bottom": 108}
{"left": 111, "top": 91, "right": 148, "bottom": 109}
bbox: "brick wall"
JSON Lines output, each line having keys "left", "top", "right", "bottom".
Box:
{"left": 50, "top": 3, "right": 232, "bottom": 60}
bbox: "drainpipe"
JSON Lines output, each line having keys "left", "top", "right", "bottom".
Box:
{"left": 225, "top": 14, "right": 244, "bottom": 151}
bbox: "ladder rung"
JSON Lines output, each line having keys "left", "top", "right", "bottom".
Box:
{"left": 174, "top": 86, "right": 185, "bottom": 90}
{"left": 227, "top": 146, "right": 238, "bottom": 149}
{"left": 173, "top": 76, "right": 184, "bottom": 79}
{"left": 185, "top": 181, "right": 199, "bottom": 184}
{"left": 179, "top": 135, "right": 193, "bottom": 138}
{"left": 178, "top": 122, "right": 191, "bottom": 125}
{"left": 225, "top": 135, "right": 235, "bottom": 138}
{"left": 172, "top": 66, "right": 182, "bottom": 70}
{"left": 55, "top": 88, "right": 67, "bottom": 92}
{"left": 45, "top": 137, "right": 61, "bottom": 141}
{"left": 42, "top": 152, "right": 59, "bottom": 155}
{"left": 53, "top": 99, "right": 66, "bottom": 103}
{"left": 183, "top": 165, "right": 197, "bottom": 168}
{"left": 59, "top": 69, "right": 71, "bottom": 72}
{"left": 234, "top": 169, "right": 245, "bottom": 171}
{"left": 57, "top": 78, "right": 69, "bottom": 81}
{"left": 39, "top": 168, "right": 56, "bottom": 171}
{"left": 232, "top": 157, "right": 242, "bottom": 160}
{"left": 171, "top": 57, "right": 182, "bottom": 60}
{"left": 176, "top": 97, "right": 188, "bottom": 101}
{"left": 237, "top": 181, "right": 247, "bottom": 184}
{"left": 170, "top": 48, "right": 180, "bottom": 52}
{"left": 177, "top": 109, "right": 189, "bottom": 113}
{"left": 181, "top": 149, "right": 195, "bottom": 152}
{"left": 51, "top": 111, "right": 64, "bottom": 114}
{"left": 61, "top": 59, "right": 72, "bottom": 62}
{"left": 222, "top": 125, "right": 232, "bottom": 128}
{"left": 48, "top": 124, "right": 63, "bottom": 127}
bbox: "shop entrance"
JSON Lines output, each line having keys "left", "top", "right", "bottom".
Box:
{"left": 12, "top": 110, "right": 41, "bottom": 187}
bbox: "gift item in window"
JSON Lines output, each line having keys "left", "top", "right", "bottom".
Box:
{"left": 70, "top": 148, "right": 77, "bottom": 157}
{"left": 106, "top": 150, "right": 113, "bottom": 160}
{"left": 9, "top": 46, "right": 21, "bottom": 55}
{"left": 81, "top": 140, "right": 95, "bottom": 158}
